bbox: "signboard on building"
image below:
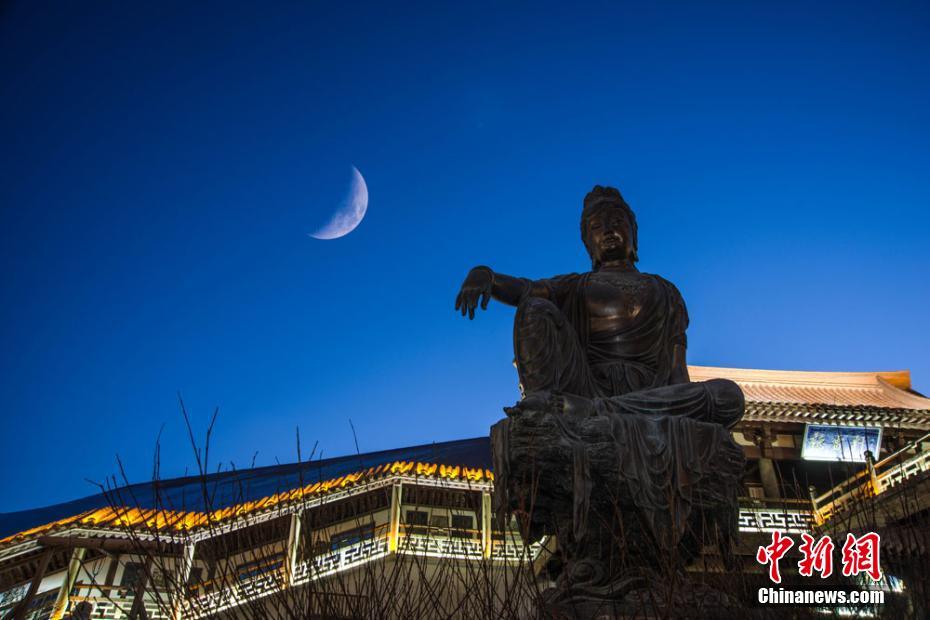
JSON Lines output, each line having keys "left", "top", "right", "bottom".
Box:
{"left": 801, "top": 424, "right": 882, "bottom": 463}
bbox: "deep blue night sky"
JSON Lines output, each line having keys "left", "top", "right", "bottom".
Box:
{"left": 2, "top": 1, "right": 929, "bottom": 513}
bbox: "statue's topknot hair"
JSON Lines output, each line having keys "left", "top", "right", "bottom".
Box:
{"left": 583, "top": 185, "right": 625, "bottom": 210}
{"left": 580, "top": 185, "right": 638, "bottom": 267}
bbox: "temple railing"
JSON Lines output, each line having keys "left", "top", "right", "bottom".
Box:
{"left": 68, "top": 586, "right": 172, "bottom": 620}
{"left": 812, "top": 432, "right": 930, "bottom": 523}
{"left": 875, "top": 433, "right": 930, "bottom": 492}
{"left": 178, "top": 531, "right": 545, "bottom": 619}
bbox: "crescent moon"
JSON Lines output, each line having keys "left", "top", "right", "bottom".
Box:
{"left": 309, "top": 166, "right": 369, "bottom": 240}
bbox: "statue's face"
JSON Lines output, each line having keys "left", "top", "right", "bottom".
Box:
{"left": 585, "top": 207, "right": 634, "bottom": 264}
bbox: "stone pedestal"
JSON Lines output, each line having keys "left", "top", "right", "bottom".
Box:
{"left": 492, "top": 398, "right": 746, "bottom": 618}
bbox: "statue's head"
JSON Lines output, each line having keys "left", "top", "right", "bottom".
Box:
{"left": 581, "top": 185, "right": 638, "bottom": 269}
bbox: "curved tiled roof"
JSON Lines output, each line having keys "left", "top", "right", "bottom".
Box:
{"left": 0, "top": 437, "right": 493, "bottom": 543}
{"left": 689, "top": 366, "right": 930, "bottom": 410}
{"left": 0, "top": 458, "right": 494, "bottom": 548}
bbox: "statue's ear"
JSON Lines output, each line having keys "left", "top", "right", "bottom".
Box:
{"left": 582, "top": 238, "right": 598, "bottom": 268}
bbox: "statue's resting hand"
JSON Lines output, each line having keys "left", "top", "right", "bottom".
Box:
{"left": 455, "top": 266, "right": 493, "bottom": 319}
{"left": 504, "top": 391, "right": 597, "bottom": 419}
{"left": 504, "top": 391, "right": 553, "bottom": 417}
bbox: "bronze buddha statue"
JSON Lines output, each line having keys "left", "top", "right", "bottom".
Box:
{"left": 456, "top": 186, "right": 746, "bottom": 613}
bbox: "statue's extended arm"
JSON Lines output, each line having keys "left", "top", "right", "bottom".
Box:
{"left": 455, "top": 266, "right": 549, "bottom": 319}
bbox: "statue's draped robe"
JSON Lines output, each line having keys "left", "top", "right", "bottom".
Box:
{"left": 496, "top": 271, "right": 744, "bottom": 558}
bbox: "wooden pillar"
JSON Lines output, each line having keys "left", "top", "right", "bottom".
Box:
{"left": 98, "top": 555, "right": 121, "bottom": 610}
{"left": 808, "top": 485, "right": 823, "bottom": 525}
{"left": 865, "top": 450, "right": 881, "bottom": 495}
{"left": 387, "top": 483, "right": 402, "bottom": 552}
{"left": 11, "top": 548, "right": 53, "bottom": 620}
{"left": 759, "top": 457, "right": 781, "bottom": 499}
{"left": 170, "top": 542, "right": 195, "bottom": 620}
{"left": 127, "top": 556, "right": 154, "bottom": 620}
{"left": 753, "top": 428, "right": 780, "bottom": 499}
{"left": 49, "top": 546, "right": 86, "bottom": 620}
{"left": 285, "top": 511, "right": 302, "bottom": 586}
{"left": 480, "top": 491, "right": 492, "bottom": 559}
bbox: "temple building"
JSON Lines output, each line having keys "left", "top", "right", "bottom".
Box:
{"left": 1, "top": 366, "right": 928, "bottom": 619}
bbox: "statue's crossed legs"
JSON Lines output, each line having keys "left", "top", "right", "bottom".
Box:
{"left": 513, "top": 296, "right": 743, "bottom": 428}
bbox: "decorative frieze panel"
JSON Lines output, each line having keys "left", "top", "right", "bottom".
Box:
{"left": 399, "top": 534, "right": 483, "bottom": 559}
{"left": 89, "top": 597, "right": 170, "bottom": 619}
{"left": 293, "top": 537, "right": 390, "bottom": 584}
{"left": 738, "top": 508, "right": 814, "bottom": 533}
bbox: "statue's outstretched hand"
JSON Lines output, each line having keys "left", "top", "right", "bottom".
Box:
{"left": 455, "top": 266, "right": 493, "bottom": 319}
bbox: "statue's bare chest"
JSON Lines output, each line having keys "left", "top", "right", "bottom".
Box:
{"left": 585, "top": 272, "right": 657, "bottom": 329}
